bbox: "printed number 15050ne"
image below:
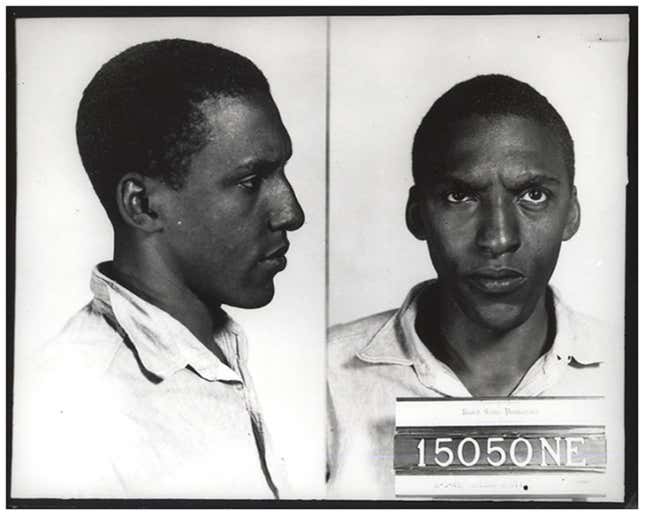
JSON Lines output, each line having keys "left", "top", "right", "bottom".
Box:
{"left": 416, "top": 436, "right": 587, "bottom": 468}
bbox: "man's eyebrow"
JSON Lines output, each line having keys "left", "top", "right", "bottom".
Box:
{"left": 430, "top": 176, "right": 487, "bottom": 191}
{"left": 507, "top": 173, "right": 562, "bottom": 188}
{"left": 429, "top": 171, "right": 562, "bottom": 190}
{"left": 235, "top": 156, "right": 289, "bottom": 176}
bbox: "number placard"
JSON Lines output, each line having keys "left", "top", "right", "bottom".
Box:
{"left": 399, "top": 426, "right": 606, "bottom": 472}
{"left": 394, "top": 397, "right": 608, "bottom": 499}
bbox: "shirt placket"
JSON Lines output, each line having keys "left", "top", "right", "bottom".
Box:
{"left": 511, "top": 351, "right": 568, "bottom": 396}
{"left": 228, "top": 336, "right": 280, "bottom": 499}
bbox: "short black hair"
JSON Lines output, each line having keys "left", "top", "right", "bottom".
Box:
{"left": 412, "top": 74, "right": 575, "bottom": 186}
{"left": 76, "top": 38, "right": 271, "bottom": 223}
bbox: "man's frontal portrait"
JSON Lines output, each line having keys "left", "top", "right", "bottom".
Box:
{"left": 12, "top": 19, "right": 327, "bottom": 500}
{"left": 408, "top": 75, "right": 580, "bottom": 341}
{"left": 327, "top": 16, "right": 626, "bottom": 500}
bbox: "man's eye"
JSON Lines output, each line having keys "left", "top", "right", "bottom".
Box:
{"left": 519, "top": 188, "right": 548, "bottom": 204}
{"left": 238, "top": 176, "right": 262, "bottom": 191}
{"left": 445, "top": 191, "right": 474, "bottom": 203}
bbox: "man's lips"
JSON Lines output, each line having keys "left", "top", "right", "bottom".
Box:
{"left": 466, "top": 268, "right": 526, "bottom": 294}
{"left": 259, "top": 242, "right": 290, "bottom": 271}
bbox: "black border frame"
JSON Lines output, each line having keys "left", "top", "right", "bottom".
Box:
{"left": 6, "top": 5, "right": 637, "bottom": 509}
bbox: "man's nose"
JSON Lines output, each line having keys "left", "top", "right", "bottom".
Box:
{"left": 268, "top": 175, "right": 305, "bottom": 232}
{"left": 476, "top": 197, "right": 520, "bottom": 257}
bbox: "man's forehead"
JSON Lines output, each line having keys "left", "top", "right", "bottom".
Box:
{"left": 425, "top": 114, "right": 568, "bottom": 182}
{"left": 198, "top": 94, "right": 291, "bottom": 160}
{"left": 437, "top": 113, "right": 539, "bottom": 149}
{"left": 440, "top": 151, "right": 558, "bottom": 177}
{"left": 200, "top": 94, "right": 282, "bottom": 131}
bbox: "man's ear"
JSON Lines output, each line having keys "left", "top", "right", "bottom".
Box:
{"left": 406, "top": 185, "right": 428, "bottom": 241}
{"left": 116, "top": 173, "right": 164, "bottom": 233}
{"left": 562, "top": 185, "right": 581, "bottom": 241}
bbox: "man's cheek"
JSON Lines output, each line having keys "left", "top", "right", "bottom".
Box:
{"left": 533, "top": 230, "right": 564, "bottom": 262}
{"left": 437, "top": 232, "right": 470, "bottom": 266}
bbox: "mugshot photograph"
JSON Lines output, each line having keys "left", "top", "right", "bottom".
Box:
{"left": 11, "top": 17, "right": 327, "bottom": 499}
{"left": 327, "top": 15, "right": 627, "bottom": 500}
{"left": 8, "top": 8, "right": 633, "bottom": 508}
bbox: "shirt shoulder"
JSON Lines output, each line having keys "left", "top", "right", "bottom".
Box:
{"left": 13, "top": 302, "right": 130, "bottom": 498}
{"left": 32, "top": 301, "right": 124, "bottom": 383}
{"left": 25, "top": 300, "right": 135, "bottom": 422}
{"left": 328, "top": 310, "right": 396, "bottom": 366}
{"left": 557, "top": 301, "right": 621, "bottom": 365}
{"left": 540, "top": 304, "right": 622, "bottom": 398}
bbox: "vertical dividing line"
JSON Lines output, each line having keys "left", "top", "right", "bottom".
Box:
{"left": 323, "top": 15, "right": 331, "bottom": 490}
{"left": 6, "top": 9, "right": 18, "bottom": 504}
{"left": 324, "top": 16, "right": 330, "bottom": 339}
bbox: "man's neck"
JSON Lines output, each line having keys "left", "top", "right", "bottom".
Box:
{"left": 111, "top": 241, "right": 230, "bottom": 365}
{"left": 416, "top": 283, "right": 552, "bottom": 397}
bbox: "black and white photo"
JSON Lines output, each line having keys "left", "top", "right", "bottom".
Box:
{"left": 7, "top": 7, "right": 635, "bottom": 507}
{"left": 11, "top": 16, "right": 327, "bottom": 500}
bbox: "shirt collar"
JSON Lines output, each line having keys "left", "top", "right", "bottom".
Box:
{"left": 355, "top": 282, "right": 423, "bottom": 366}
{"left": 356, "top": 280, "right": 602, "bottom": 381}
{"left": 90, "top": 263, "right": 245, "bottom": 383}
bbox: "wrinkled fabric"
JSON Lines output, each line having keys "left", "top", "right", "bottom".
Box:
{"left": 12, "top": 263, "right": 287, "bottom": 499}
{"left": 327, "top": 281, "right": 617, "bottom": 499}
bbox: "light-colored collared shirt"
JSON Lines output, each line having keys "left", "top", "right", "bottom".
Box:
{"left": 12, "top": 264, "right": 287, "bottom": 499}
{"left": 327, "top": 281, "right": 618, "bottom": 499}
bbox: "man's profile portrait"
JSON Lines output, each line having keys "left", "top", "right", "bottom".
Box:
{"left": 12, "top": 22, "right": 326, "bottom": 499}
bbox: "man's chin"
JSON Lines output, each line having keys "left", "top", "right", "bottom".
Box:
{"left": 227, "top": 282, "right": 276, "bottom": 309}
{"left": 464, "top": 302, "right": 532, "bottom": 334}
{"left": 452, "top": 282, "right": 543, "bottom": 334}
